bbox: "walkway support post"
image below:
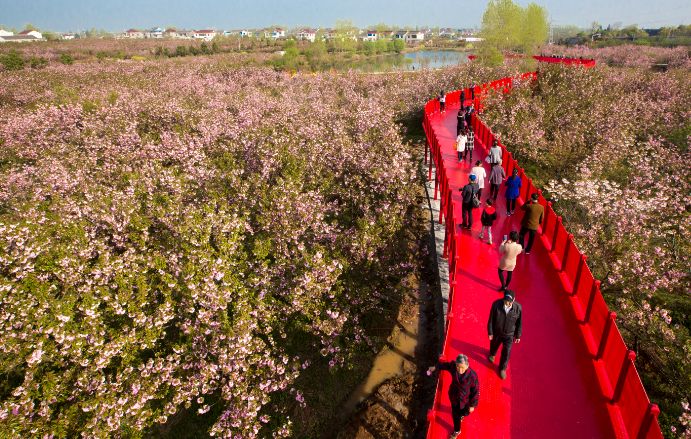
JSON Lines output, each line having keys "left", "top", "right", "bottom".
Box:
{"left": 551, "top": 217, "right": 562, "bottom": 254}
{"left": 561, "top": 234, "right": 574, "bottom": 273}
{"left": 596, "top": 311, "right": 617, "bottom": 360}
{"left": 571, "top": 255, "right": 587, "bottom": 296}
{"left": 583, "top": 280, "right": 601, "bottom": 324}
{"left": 612, "top": 350, "right": 636, "bottom": 403}
{"left": 637, "top": 404, "right": 660, "bottom": 439}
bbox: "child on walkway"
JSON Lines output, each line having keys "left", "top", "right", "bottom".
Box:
{"left": 480, "top": 199, "right": 497, "bottom": 244}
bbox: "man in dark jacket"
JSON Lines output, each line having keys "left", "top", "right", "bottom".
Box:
{"left": 460, "top": 174, "right": 479, "bottom": 229}
{"left": 427, "top": 354, "right": 479, "bottom": 438}
{"left": 519, "top": 193, "right": 544, "bottom": 254}
{"left": 487, "top": 289, "right": 522, "bottom": 379}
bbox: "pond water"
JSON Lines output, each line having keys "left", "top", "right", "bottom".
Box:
{"left": 348, "top": 50, "right": 471, "bottom": 73}
{"left": 402, "top": 50, "right": 471, "bottom": 70}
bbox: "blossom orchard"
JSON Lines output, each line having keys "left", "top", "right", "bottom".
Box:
{"left": 0, "top": 60, "right": 478, "bottom": 437}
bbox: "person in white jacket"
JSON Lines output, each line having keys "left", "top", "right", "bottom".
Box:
{"left": 471, "top": 160, "right": 487, "bottom": 197}
{"left": 488, "top": 140, "right": 502, "bottom": 165}
{"left": 456, "top": 130, "right": 467, "bottom": 162}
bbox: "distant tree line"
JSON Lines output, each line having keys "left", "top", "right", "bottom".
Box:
{"left": 561, "top": 24, "right": 691, "bottom": 47}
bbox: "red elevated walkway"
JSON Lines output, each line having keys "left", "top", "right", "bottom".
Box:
{"left": 424, "top": 71, "right": 662, "bottom": 439}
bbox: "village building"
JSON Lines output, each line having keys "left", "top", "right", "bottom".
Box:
{"left": 192, "top": 29, "right": 217, "bottom": 41}
{"left": 296, "top": 28, "right": 317, "bottom": 42}
{"left": 404, "top": 31, "right": 425, "bottom": 43}
{"left": 362, "top": 30, "right": 378, "bottom": 42}
{"left": 123, "top": 29, "right": 145, "bottom": 39}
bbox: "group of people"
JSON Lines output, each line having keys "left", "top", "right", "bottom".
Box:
{"left": 425, "top": 105, "right": 547, "bottom": 438}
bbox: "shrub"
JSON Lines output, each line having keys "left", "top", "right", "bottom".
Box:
{"left": 0, "top": 51, "right": 25, "bottom": 70}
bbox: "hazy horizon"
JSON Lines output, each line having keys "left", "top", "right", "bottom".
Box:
{"left": 0, "top": 0, "right": 689, "bottom": 33}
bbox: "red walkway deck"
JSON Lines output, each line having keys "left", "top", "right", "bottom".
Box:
{"left": 424, "top": 76, "right": 662, "bottom": 439}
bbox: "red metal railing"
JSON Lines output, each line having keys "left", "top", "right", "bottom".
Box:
{"left": 423, "top": 61, "right": 661, "bottom": 438}
{"left": 468, "top": 54, "right": 596, "bottom": 68}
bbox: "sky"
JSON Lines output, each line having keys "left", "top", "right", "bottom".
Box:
{"left": 0, "top": 0, "right": 689, "bottom": 32}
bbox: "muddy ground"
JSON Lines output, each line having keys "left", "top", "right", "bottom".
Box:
{"left": 336, "top": 181, "right": 442, "bottom": 439}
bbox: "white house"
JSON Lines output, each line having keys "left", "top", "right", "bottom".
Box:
{"left": 239, "top": 30, "right": 251, "bottom": 38}
{"left": 62, "top": 33, "right": 76, "bottom": 40}
{"left": 176, "top": 29, "right": 195, "bottom": 39}
{"left": 269, "top": 28, "right": 285, "bottom": 39}
{"left": 394, "top": 30, "right": 408, "bottom": 40}
{"left": 461, "top": 37, "right": 484, "bottom": 42}
{"left": 0, "top": 35, "right": 41, "bottom": 43}
{"left": 192, "top": 29, "right": 217, "bottom": 41}
{"left": 439, "top": 28, "right": 457, "bottom": 38}
{"left": 18, "top": 30, "right": 43, "bottom": 39}
{"left": 296, "top": 28, "right": 316, "bottom": 42}
{"left": 124, "top": 29, "right": 144, "bottom": 39}
{"left": 404, "top": 31, "right": 425, "bottom": 43}
{"left": 145, "top": 27, "right": 164, "bottom": 38}
{"left": 0, "top": 29, "right": 13, "bottom": 37}
{"left": 362, "top": 30, "right": 378, "bottom": 42}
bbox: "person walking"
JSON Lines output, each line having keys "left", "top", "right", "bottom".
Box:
{"left": 505, "top": 169, "right": 522, "bottom": 215}
{"left": 488, "top": 162, "right": 506, "bottom": 201}
{"left": 519, "top": 193, "right": 544, "bottom": 254}
{"left": 427, "top": 354, "right": 479, "bottom": 438}
{"left": 455, "top": 130, "right": 467, "bottom": 162}
{"left": 488, "top": 139, "right": 502, "bottom": 165}
{"left": 487, "top": 290, "right": 522, "bottom": 379}
{"left": 470, "top": 160, "right": 486, "bottom": 197}
{"left": 465, "top": 104, "right": 473, "bottom": 129}
{"left": 498, "top": 231, "right": 522, "bottom": 290}
{"left": 460, "top": 174, "right": 479, "bottom": 229}
{"left": 439, "top": 90, "right": 446, "bottom": 113}
{"left": 464, "top": 127, "right": 475, "bottom": 161}
{"left": 457, "top": 107, "right": 467, "bottom": 135}
{"left": 479, "top": 199, "right": 498, "bottom": 244}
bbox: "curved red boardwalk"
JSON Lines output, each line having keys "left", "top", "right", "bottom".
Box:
{"left": 424, "top": 76, "right": 663, "bottom": 439}
{"left": 426, "top": 102, "right": 615, "bottom": 438}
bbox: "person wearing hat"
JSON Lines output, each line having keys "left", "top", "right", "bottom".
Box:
{"left": 460, "top": 174, "right": 480, "bottom": 229}
{"left": 487, "top": 290, "right": 522, "bottom": 379}
{"left": 519, "top": 193, "right": 544, "bottom": 254}
{"left": 427, "top": 354, "right": 479, "bottom": 438}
